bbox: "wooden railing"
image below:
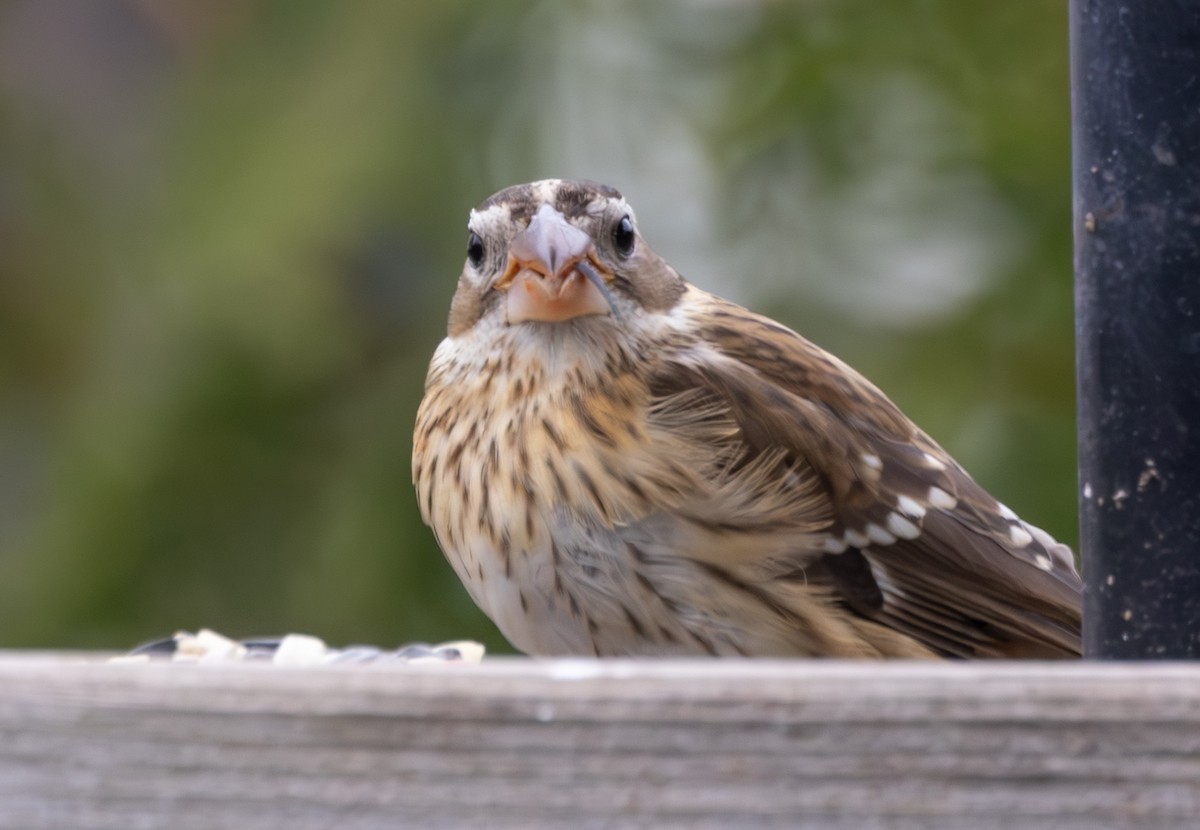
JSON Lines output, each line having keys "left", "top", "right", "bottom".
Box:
{"left": 0, "top": 655, "right": 1196, "bottom": 828}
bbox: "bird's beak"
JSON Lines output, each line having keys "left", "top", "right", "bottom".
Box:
{"left": 496, "top": 203, "right": 618, "bottom": 324}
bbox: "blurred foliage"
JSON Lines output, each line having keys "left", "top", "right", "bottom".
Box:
{"left": 0, "top": 0, "right": 1073, "bottom": 650}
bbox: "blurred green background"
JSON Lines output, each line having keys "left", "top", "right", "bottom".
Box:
{"left": 0, "top": 1, "right": 1074, "bottom": 652}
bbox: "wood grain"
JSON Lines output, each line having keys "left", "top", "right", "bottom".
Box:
{"left": 0, "top": 655, "right": 1197, "bottom": 829}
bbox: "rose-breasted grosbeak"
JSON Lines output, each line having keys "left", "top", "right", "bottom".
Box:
{"left": 413, "top": 180, "right": 1081, "bottom": 658}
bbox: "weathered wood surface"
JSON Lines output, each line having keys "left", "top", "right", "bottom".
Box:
{"left": 0, "top": 655, "right": 1197, "bottom": 829}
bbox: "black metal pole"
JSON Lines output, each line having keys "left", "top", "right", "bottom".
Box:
{"left": 1072, "top": 1, "right": 1200, "bottom": 658}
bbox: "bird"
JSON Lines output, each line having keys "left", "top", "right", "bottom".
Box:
{"left": 412, "top": 179, "right": 1082, "bottom": 659}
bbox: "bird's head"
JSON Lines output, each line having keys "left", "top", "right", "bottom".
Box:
{"left": 446, "top": 180, "right": 686, "bottom": 337}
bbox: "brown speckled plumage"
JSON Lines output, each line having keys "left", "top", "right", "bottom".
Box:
{"left": 413, "top": 179, "right": 1081, "bottom": 658}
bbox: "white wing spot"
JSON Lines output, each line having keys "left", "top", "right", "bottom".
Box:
{"left": 861, "top": 453, "right": 882, "bottom": 470}
{"left": 1034, "top": 554, "right": 1054, "bottom": 571}
{"left": 823, "top": 536, "right": 848, "bottom": 554}
{"left": 921, "top": 452, "right": 947, "bottom": 471}
{"left": 997, "top": 502, "right": 1018, "bottom": 520}
{"left": 844, "top": 528, "right": 869, "bottom": 549}
{"left": 866, "top": 523, "right": 897, "bottom": 546}
{"left": 886, "top": 512, "right": 921, "bottom": 540}
{"left": 927, "top": 487, "right": 957, "bottom": 510}
{"left": 896, "top": 495, "right": 926, "bottom": 519}
{"left": 1009, "top": 525, "right": 1034, "bottom": 547}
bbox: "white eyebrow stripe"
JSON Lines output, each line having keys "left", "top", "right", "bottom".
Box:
{"left": 468, "top": 203, "right": 508, "bottom": 230}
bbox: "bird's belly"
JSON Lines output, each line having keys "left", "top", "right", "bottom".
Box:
{"left": 453, "top": 524, "right": 675, "bottom": 657}
{"left": 453, "top": 511, "right": 823, "bottom": 658}
{"left": 455, "top": 534, "right": 600, "bottom": 656}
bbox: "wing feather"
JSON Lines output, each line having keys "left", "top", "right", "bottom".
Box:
{"left": 652, "top": 287, "right": 1081, "bottom": 657}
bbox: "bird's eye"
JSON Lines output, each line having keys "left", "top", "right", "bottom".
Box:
{"left": 612, "top": 215, "right": 635, "bottom": 258}
{"left": 467, "top": 231, "right": 485, "bottom": 268}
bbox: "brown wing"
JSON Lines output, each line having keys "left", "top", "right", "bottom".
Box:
{"left": 655, "top": 287, "right": 1081, "bottom": 658}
